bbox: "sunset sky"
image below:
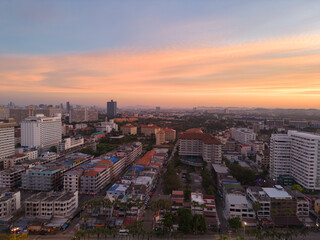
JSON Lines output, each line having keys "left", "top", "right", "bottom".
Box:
{"left": 1, "top": 0, "right": 320, "bottom": 108}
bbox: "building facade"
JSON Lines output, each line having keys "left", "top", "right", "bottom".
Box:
{"left": 107, "top": 100, "right": 117, "bottom": 117}
{"left": 231, "top": 128, "right": 256, "bottom": 144}
{"left": 0, "top": 121, "right": 16, "bottom": 160}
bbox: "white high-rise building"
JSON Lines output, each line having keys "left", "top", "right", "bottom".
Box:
{"left": 0, "top": 121, "right": 16, "bottom": 159}
{"left": 270, "top": 134, "right": 291, "bottom": 180}
{"left": 231, "top": 128, "right": 256, "bottom": 144}
{"left": 21, "top": 114, "right": 62, "bottom": 149}
{"left": 288, "top": 131, "right": 320, "bottom": 190}
{"left": 270, "top": 131, "right": 320, "bottom": 190}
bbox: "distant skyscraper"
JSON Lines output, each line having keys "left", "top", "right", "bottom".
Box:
{"left": 107, "top": 100, "right": 117, "bottom": 117}
{"left": 66, "top": 102, "right": 70, "bottom": 112}
{"left": 155, "top": 106, "right": 160, "bottom": 116}
{"left": 60, "top": 103, "right": 64, "bottom": 109}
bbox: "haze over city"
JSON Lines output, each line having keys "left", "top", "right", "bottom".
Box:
{"left": 1, "top": 0, "right": 320, "bottom": 108}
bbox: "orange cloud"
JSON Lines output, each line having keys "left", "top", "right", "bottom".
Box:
{"left": 0, "top": 34, "right": 320, "bottom": 108}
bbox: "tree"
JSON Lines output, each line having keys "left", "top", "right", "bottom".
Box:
{"left": 49, "top": 145, "right": 57, "bottom": 153}
{"left": 228, "top": 217, "right": 242, "bottom": 230}
{"left": 80, "top": 147, "right": 95, "bottom": 156}
{"left": 291, "top": 184, "right": 303, "bottom": 192}
{"left": 163, "top": 212, "right": 176, "bottom": 232}
{"left": 177, "top": 208, "right": 193, "bottom": 234}
{"left": 184, "top": 187, "right": 192, "bottom": 201}
{"left": 192, "top": 214, "right": 207, "bottom": 234}
{"left": 252, "top": 201, "right": 261, "bottom": 219}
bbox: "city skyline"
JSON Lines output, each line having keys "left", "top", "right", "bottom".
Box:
{"left": 1, "top": 1, "right": 320, "bottom": 108}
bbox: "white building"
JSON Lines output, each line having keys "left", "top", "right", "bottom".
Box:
{"left": 0, "top": 121, "right": 16, "bottom": 159}
{"left": 271, "top": 131, "right": 320, "bottom": 190}
{"left": 58, "top": 136, "right": 84, "bottom": 152}
{"left": 225, "top": 193, "right": 255, "bottom": 220}
{"left": 21, "top": 114, "right": 62, "bottom": 150}
{"left": 191, "top": 192, "right": 204, "bottom": 215}
{"left": 270, "top": 134, "right": 291, "bottom": 181}
{"left": 25, "top": 191, "right": 78, "bottom": 218}
{"left": 246, "top": 186, "right": 271, "bottom": 219}
{"left": 15, "top": 148, "right": 38, "bottom": 160}
{"left": 231, "top": 128, "right": 256, "bottom": 144}
{"left": 96, "top": 120, "right": 118, "bottom": 133}
{"left": 0, "top": 191, "right": 21, "bottom": 221}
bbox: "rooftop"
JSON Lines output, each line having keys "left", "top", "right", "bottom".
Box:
{"left": 179, "top": 132, "right": 221, "bottom": 145}
{"left": 262, "top": 186, "right": 292, "bottom": 199}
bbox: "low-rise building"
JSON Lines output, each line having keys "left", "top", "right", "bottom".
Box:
{"left": 58, "top": 136, "right": 84, "bottom": 152}
{"left": 171, "top": 191, "right": 184, "bottom": 211}
{"left": 121, "top": 124, "right": 137, "bottom": 135}
{"left": 155, "top": 128, "right": 176, "bottom": 145}
{"left": 141, "top": 124, "right": 160, "bottom": 136}
{"left": 0, "top": 166, "right": 26, "bottom": 189}
{"left": 0, "top": 190, "right": 21, "bottom": 221}
{"left": 25, "top": 191, "right": 78, "bottom": 218}
{"left": 3, "top": 154, "right": 28, "bottom": 169}
{"left": 256, "top": 150, "right": 270, "bottom": 168}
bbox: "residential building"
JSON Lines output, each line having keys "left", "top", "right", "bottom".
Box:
{"left": 107, "top": 100, "right": 117, "bottom": 117}
{"left": 270, "top": 134, "right": 291, "bottom": 181}
{"left": 58, "top": 136, "right": 84, "bottom": 152}
{"left": 256, "top": 150, "right": 270, "bottom": 168}
{"left": 106, "top": 184, "right": 128, "bottom": 198}
{"left": 9, "top": 108, "right": 33, "bottom": 124}
{"left": 141, "top": 124, "right": 161, "bottom": 136}
{"left": 25, "top": 191, "right": 78, "bottom": 218}
{"left": 0, "top": 191, "right": 21, "bottom": 221}
{"left": 96, "top": 120, "right": 118, "bottom": 133}
{"left": 246, "top": 186, "right": 271, "bottom": 219}
{"left": 121, "top": 124, "right": 137, "bottom": 135}
{"left": 171, "top": 190, "right": 184, "bottom": 211}
{"left": 0, "top": 107, "right": 9, "bottom": 120}
{"left": 191, "top": 192, "right": 205, "bottom": 215}
{"left": 80, "top": 166, "right": 111, "bottom": 195}
{"left": 179, "top": 132, "right": 222, "bottom": 165}
{"left": 2, "top": 154, "right": 28, "bottom": 169}
{"left": 63, "top": 169, "right": 83, "bottom": 192}
{"left": 271, "top": 131, "right": 320, "bottom": 190}
{"left": 0, "top": 121, "right": 16, "bottom": 160}
{"left": 0, "top": 166, "right": 26, "bottom": 188}
{"left": 69, "top": 108, "right": 98, "bottom": 123}
{"left": 21, "top": 114, "right": 62, "bottom": 150}
{"left": 231, "top": 128, "right": 256, "bottom": 144}
{"left": 155, "top": 128, "right": 176, "bottom": 145}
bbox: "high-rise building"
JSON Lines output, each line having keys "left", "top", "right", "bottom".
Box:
{"left": 155, "top": 106, "right": 160, "bottom": 116}
{"left": 0, "top": 121, "right": 16, "bottom": 159}
{"left": 107, "top": 100, "right": 117, "bottom": 117}
{"left": 60, "top": 103, "right": 64, "bottom": 109}
{"left": 66, "top": 101, "right": 71, "bottom": 112}
{"left": 270, "top": 130, "right": 320, "bottom": 190}
{"left": 270, "top": 134, "right": 291, "bottom": 181}
{"left": 21, "top": 114, "right": 62, "bottom": 149}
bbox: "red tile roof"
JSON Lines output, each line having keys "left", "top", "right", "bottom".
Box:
{"left": 179, "top": 132, "right": 221, "bottom": 145}
{"left": 136, "top": 150, "right": 156, "bottom": 165}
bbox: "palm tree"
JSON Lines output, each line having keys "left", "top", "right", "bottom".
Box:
{"left": 81, "top": 214, "right": 90, "bottom": 229}
{"left": 285, "top": 208, "right": 293, "bottom": 228}
{"left": 252, "top": 201, "right": 261, "bottom": 219}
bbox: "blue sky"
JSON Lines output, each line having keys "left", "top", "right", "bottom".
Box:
{"left": 1, "top": 0, "right": 319, "bottom": 54}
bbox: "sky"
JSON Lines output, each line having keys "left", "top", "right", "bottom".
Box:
{"left": 1, "top": 0, "right": 320, "bottom": 108}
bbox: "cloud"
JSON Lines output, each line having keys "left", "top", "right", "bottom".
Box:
{"left": 0, "top": 34, "right": 320, "bottom": 107}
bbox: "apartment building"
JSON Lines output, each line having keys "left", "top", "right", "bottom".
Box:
{"left": 2, "top": 154, "right": 28, "bottom": 169}
{"left": 0, "top": 191, "right": 21, "bottom": 221}
{"left": 271, "top": 131, "right": 320, "bottom": 190}
{"left": 171, "top": 191, "right": 184, "bottom": 211}
{"left": 63, "top": 169, "right": 83, "bottom": 192}
{"left": 179, "top": 132, "right": 222, "bottom": 165}
{"left": 0, "top": 107, "right": 9, "bottom": 120}
{"left": 21, "top": 114, "right": 62, "bottom": 149}
{"left": 155, "top": 128, "right": 176, "bottom": 145}
{"left": 0, "top": 166, "right": 26, "bottom": 188}
{"left": 0, "top": 121, "right": 16, "bottom": 160}
{"left": 58, "top": 136, "right": 84, "bottom": 152}
{"left": 96, "top": 120, "right": 118, "bottom": 133}
{"left": 80, "top": 167, "right": 111, "bottom": 195}
{"left": 141, "top": 124, "right": 160, "bottom": 136}
{"left": 25, "top": 191, "right": 78, "bottom": 218}
{"left": 121, "top": 124, "right": 137, "bottom": 135}
{"left": 69, "top": 108, "right": 98, "bottom": 123}
{"left": 231, "top": 128, "right": 256, "bottom": 144}
{"left": 256, "top": 150, "right": 270, "bottom": 168}
{"left": 118, "top": 142, "right": 142, "bottom": 166}
{"left": 270, "top": 134, "right": 291, "bottom": 181}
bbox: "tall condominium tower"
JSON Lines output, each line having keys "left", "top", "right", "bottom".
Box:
{"left": 0, "top": 121, "right": 16, "bottom": 159}
{"left": 107, "top": 100, "right": 117, "bottom": 117}
{"left": 270, "top": 130, "right": 320, "bottom": 190}
{"left": 21, "top": 114, "right": 62, "bottom": 149}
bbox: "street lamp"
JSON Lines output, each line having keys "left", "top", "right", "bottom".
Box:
{"left": 243, "top": 221, "right": 247, "bottom": 239}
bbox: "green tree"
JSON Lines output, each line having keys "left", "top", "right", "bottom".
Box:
{"left": 49, "top": 145, "right": 57, "bottom": 153}
{"left": 252, "top": 201, "right": 261, "bottom": 219}
{"left": 163, "top": 212, "right": 176, "bottom": 232}
{"left": 291, "top": 184, "right": 303, "bottom": 192}
{"left": 184, "top": 187, "right": 192, "bottom": 201}
{"left": 228, "top": 217, "right": 242, "bottom": 230}
{"left": 177, "top": 208, "right": 193, "bottom": 234}
{"left": 192, "top": 214, "right": 207, "bottom": 234}
{"left": 80, "top": 147, "right": 95, "bottom": 156}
